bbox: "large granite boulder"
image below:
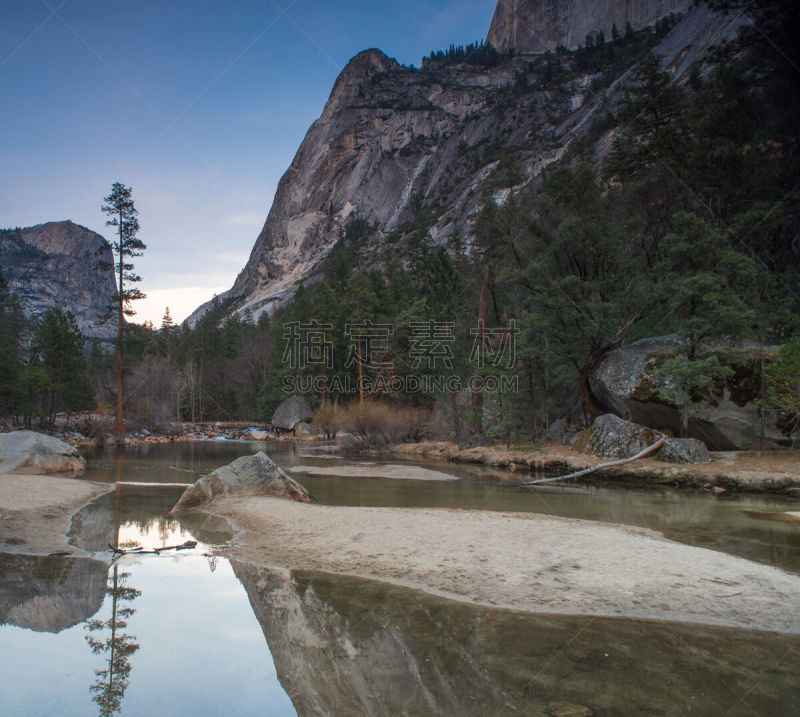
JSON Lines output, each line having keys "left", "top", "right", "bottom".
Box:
{"left": 0, "top": 431, "right": 85, "bottom": 475}
{"left": 571, "top": 415, "right": 662, "bottom": 460}
{"left": 169, "top": 451, "right": 312, "bottom": 513}
{"left": 271, "top": 395, "right": 313, "bottom": 431}
{"left": 572, "top": 415, "right": 711, "bottom": 464}
{"left": 658, "top": 437, "right": 711, "bottom": 465}
{"left": 592, "top": 336, "right": 796, "bottom": 451}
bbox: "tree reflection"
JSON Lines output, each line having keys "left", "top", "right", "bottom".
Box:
{"left": 84, "top": 565, "right": 141, "bottom": 717}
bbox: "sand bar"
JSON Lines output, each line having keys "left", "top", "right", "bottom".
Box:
{"left": 208, "top": 496, "right": 800, "bottom": 633}
{"left": 289, "top": 463, "right": 460, "bottom": 481}
{"left": 0, "top": 474, "right": 114, "bottom": 555}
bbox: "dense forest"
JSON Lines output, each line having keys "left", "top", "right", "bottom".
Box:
{"left": 0, "top": 0, "right": 797, "bottom": 443}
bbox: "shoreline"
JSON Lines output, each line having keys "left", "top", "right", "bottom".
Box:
{"left": 11, "top": 421, "right": 797, "bottom": 494}
{"left": 384, "top": 441, "right": 800, "bottom": 493}
{"left": 0, "top": 474, "right": 114, "bottom": 556}
{"left": 204, "top": 495, "right": 800, "bottom": 634}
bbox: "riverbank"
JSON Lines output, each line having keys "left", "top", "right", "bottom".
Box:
{"left": 206, "top": 495, "right": 800, "bottom": 633}
{"left": 0, "top": 474, "right": 114, "bottom": 555}
{"left": 386, "top": 441, "right": 800, "bottom": 493}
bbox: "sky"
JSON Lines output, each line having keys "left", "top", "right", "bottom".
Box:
{"left": 0, "top": 0, "right": 497, "bottom": 325}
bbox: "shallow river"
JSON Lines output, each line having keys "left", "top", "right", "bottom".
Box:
{"left": 1, "top": 440, "right": 798, "bottom": 715}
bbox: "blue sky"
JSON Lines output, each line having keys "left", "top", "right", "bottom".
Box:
{"left": 0, "top": 0, "right": 496, "bottom": 324}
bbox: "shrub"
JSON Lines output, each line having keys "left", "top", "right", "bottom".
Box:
{"left": 339, "top": 399, "right": 432, "bottom": 450}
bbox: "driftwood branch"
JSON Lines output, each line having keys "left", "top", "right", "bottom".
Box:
{"left": 519, "top": 435, "right": 666, "bottom": 487}
{"left": 109, "top": 540, "right": 197, "bottom": 556}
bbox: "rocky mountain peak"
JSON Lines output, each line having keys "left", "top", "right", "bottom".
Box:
{"left": 0, "top": 220, "right": 118, "bottom": 340}
{"left": 188, "top": 1, "right": 738, "bottom": 326}
{"left": 487, "top": 0, "right": 692, "bottom": 53}
{"left": 322, "top": 49, "right": 401, "bottom": 118}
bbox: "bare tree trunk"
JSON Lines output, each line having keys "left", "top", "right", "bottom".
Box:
{"left": 577, "top": 369, "right": 606, "bottom": 420}
{"left": 759, "top": 336, "right": 766, "bottom": 450}
{"left": 520, "top": 435, "right": 666, "bottom": 486}
{"left": 472, "top": 265, "right": 490, "bottom": 435}
{"left": 114, "top": 207, "right": 125, "bottom": 442}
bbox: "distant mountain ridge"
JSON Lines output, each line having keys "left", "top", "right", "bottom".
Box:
{"left": 0, "top": 220, "right": 118, "bottom": 340}
{"left": 487, "top": 0, "right": 693, "bottom": 53}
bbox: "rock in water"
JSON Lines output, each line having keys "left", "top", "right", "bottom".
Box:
{"left": 169, "top": 451, "right": 312, "bottom": 513}
{"left": 271, "top": 395, "right": 313, "bottom": 431}
{"left": 571, "top": 415, "right": 662, "bottom": 460}
{"left": 0, "top": 431, "right": 86, "bottom": 475}
{"left": 658, "top": 437, "right": 711, "bottom": 465}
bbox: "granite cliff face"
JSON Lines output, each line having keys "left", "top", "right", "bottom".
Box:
{"left": 488, "top": 0, "right": 692, "bottom": 53}
{"left": 191, "top": 3, "right": 737, "bottom": 324}
{"left": 0, "top": 220, "right": 118, "bottom": 340}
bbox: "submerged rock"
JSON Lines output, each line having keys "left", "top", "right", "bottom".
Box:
{"left": 271, "top": 395, "right": 313, "bottom": 431}
{"left": 0, "top": 431, "right": 86, "bottom": 475}
{"left": 169, "top": 451, "right": 312, "bottom": 513}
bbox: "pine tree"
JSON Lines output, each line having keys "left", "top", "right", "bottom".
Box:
{"left": 32, "top": 308, "right": 94, "bottom": 426}
{"left": 101, "top": 183, "right": 146, "bottom": 439}
{"left": 0, "top": 265, "right": 25, "bottom": 416}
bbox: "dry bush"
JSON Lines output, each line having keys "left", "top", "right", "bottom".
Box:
{"left": 313, "top": 402, "right": 343, "bottom": 439}
{"left": 340, "top": 399, "right": 433, "bottom": 450}
{"left": 74, "top": 412, "right": 115, "bottom": 447}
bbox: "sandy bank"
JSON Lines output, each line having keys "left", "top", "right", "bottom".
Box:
{"left": 289, "top": 463, "right": 459, "bottom": 481}
{"left": 207, "top": 496, "right": 800, "bottom": 633}
{"left": 0, "top": 474, "right": 114, "bottom": 555}
{"left": 389, "top": 441, "right": 800, "bottom": 492}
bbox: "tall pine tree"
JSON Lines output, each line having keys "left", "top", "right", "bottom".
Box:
{"left": 102, "top": 183, "right": 146, "bottom": 439}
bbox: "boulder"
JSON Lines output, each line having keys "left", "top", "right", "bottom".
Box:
{"left": 571, "top": 415, "right": 662, "bottom": 459}
{"left": 169, "top": 451, "right": 312, "bottom": 513}
{"left": 247, "top": 429, "right": 270, "bottom": 441}
{"left": 592, "top": 336, "right": 796, "bottom": 450}
{"left": 658, "top": 437, "right": 711, "bottom": 464}
{"left": 271, "top": 395, "right": 313, "bottom": 431}
{"left": 546, "top": 418, "right": 569, "bottom": 443}
{"left": 0, "top": 431, "right": 85, "bottom": 475}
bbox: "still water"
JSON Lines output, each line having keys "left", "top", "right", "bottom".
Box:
{"left": 1, "top": 440, "right": 798, "bottom": 716}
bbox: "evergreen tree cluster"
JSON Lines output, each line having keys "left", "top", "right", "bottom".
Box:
{"left": 426, "top": 40, "right": 504, "bottom": 67}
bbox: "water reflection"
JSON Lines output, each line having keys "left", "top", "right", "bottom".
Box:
{"left": 0, "top": 553, "right": 107, "bottom": 633}
{"left": 82, "top": 441, "right": 800, "bottom": 573}
{"left": 85, "top": 565, "right": 141, "bottom": 717}
{"left": 233, "top": 562, "right": 800, "bottom": 716}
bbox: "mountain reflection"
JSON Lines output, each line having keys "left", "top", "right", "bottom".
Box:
{"left": 233, "top": 561, "right": 800, "bottom": 716}
{"left": 0, "top": 553, "right": 108, "bottom": 633}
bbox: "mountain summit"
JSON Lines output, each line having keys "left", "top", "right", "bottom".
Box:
{"left": 189, "top": 1, "right": 737, "bottom": 325}
{"left": 487, "top": 0, "right": 692, "bottom": 53}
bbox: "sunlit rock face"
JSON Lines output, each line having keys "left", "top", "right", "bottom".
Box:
{"left": 0, "top": 220, "right": 118, "bottom": 340}
{"left": 188, "top": 4, "right": 736, "bottom": 326}
{"left": 487, "top": 0, "right": 692, "bottom": 53}
{"left": 0, "top": 553, "right": 107, "bottom": 633}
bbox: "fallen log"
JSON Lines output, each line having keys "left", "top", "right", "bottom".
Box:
{"left": 519, "top": 435, "right": 666, "bottom": 487}
{"left": 109, "top": 540, "right": 198, "bottom": 556}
